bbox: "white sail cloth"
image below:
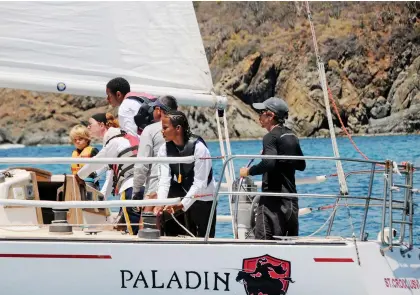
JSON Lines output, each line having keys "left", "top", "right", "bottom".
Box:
{"left": 0, "top": 2, "right": 226, "bottom": 108}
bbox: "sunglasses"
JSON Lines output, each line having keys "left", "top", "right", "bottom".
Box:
{"left": 257, "top": 109, "right": 269, "bottom": 115}
{"left": 153, "top": 100, "right": 171, "bottom": 112}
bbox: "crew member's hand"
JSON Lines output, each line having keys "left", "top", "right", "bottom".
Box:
{"left": 240, "top": 167, "right": 250, "bottom": 178}
{"left": 163, "top": 204, "right": 184, "bottom": 214}
{"left": 148, "top": 192, "right": 157, "bottom": 199}
{"left": 153, "top": 206, "right": 164, "bottom": 216}
{"left": 142, "top": 192, "right": 157, "bottom": 213}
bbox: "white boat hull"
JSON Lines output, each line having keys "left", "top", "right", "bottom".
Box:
{"left": 0, "top": 230, "right": 419, "bottom": 295}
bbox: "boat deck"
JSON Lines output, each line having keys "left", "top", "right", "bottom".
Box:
{"left": 0, "top": 226, "right": 350, "bottom": 245}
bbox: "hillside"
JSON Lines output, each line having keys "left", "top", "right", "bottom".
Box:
{"left": 1, "top": 2, "right": 420, "bottom": 145}
{"left": 197, "top": 1, "right": 420, "bottom": 137}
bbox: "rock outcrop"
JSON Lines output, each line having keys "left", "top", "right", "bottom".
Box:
{"left": 197, "top": 2, "right": 420, "bottom": 138}
{"left": 0, "top": 88, "right": 265, "bottom": 146}
{"left": 0, "top": 89, "right": 112, "bottom": 146}
{"left": 1, "top": 2, "right": 420, "bottom": 145}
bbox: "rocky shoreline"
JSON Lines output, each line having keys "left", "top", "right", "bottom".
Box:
{"left": 1, "top": 84, "right": 420, "bottom": 146}
{"left": 0, "top": 89, "right": 268, "bottom": 146}
{"left": 1, "top": 3, "right": 420, "bottom": 146}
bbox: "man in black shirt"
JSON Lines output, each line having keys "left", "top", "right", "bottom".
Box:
{"left": 240, "top": 97, "right": 306, "bottom": 239}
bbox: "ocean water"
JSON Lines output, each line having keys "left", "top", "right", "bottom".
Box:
{"left": 1, "top": 135, "right": 420, "bottom": 245}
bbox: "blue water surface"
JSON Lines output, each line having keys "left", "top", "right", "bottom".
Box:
{"left": 1, "top": 135, "right": 419, "bottom": 244}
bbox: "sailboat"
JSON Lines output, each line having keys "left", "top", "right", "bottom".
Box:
{"left": 0, "top": 1, "right": 418, "bottom": 294}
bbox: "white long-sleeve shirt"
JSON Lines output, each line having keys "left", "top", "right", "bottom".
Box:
{"left": 157, "top": 140, "right": 215, "bottom": 211}
{"left": 77, "top": 128, "right": 134, "bottom": 197}
{"left": 132, "top": 122, "right": 165, "bottom": 195}
{"left": 92, "top": 165, "right": 113, "bottom": 197}
{"left": 118, "top": 97, "right": 141, "bottom": 138}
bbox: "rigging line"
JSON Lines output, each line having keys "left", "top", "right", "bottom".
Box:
{"left": 305, "top": 1, "right": 348, "bottom": 195}
{"left": 345, "top": 196, "right": 362, "bottom": 265}
{"left": 223, "top": 111, "right": 236, "bottom": 179}
{"left": 327, "top": 87, "right": 388, "bottom": 169}
{"left": 215, "top": 110, "right": 236, "bottom": 236}
{"left": 327, "top": 88, "right": 370, "bottom": 161}
{"left": 308, "top": 203, "right": 340, "bottom": 237}
{"left": 170, "top": 213, "right": 196, "bottom": 238}
{"left": 215, "top": 110, "right": 231, "bottom": 184}
{"left": 304, "top": 1, "right": 352, "bottom": 233}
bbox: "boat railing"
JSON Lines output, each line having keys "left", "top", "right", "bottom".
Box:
{"left": 205, "top": 154, "right": 417, "bottom": 249}
{"left": 0, "top": 155, "right": 417, "bottom": 250}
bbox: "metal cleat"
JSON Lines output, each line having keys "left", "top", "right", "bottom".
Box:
{"left": 400, "top": 246, "right": 413, "bottom": 256}
{"left": 84, "top": 229, "right": 102, "bottom": 235}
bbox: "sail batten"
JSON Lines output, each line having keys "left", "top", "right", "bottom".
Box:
{"left": 0, "top": 1, "right": 225, "bottom": 108}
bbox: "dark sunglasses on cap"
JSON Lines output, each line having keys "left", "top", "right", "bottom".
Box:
{"left": 153, "top": 100, "right": 171, "bottom": 112}
{"left": 258, "top": 109, "right": 273, "bottom": 115}
{"left": 257, "top": 108, "right": 277, "bottom": 116}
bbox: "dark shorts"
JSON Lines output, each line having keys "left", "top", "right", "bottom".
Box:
{"left": 162, "top": 200, "right": 216, "bottom": 238}
{"left": 161, "top": 182, "right": 216, "bottom": 238}
{"left": 255, "top": 199, "right": 299, "bottom": 240}
{"left": 186, "top": 200, "right": 216, "bottom": 238}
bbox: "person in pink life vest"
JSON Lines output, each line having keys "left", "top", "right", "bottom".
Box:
{"left": 75, "top": 112, "right": 141, "bottom": 235}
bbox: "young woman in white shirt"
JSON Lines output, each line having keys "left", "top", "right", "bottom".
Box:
{"left": 155, "top": 110, "right": 216, "bottom": 238}
{"left": 76, "top": 113, "right": 142, "bottom": 235}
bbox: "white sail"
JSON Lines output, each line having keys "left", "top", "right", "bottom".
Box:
{"left": 0, "top": 1, "right": 226, "bottom": 108}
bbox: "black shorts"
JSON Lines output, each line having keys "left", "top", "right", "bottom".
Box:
{"left": 117, "top": 187, "right": 141, "bottom": 235}
{"left": 255, "top": 199, "right": 299, "bottom": 240}
{"left": 161, "top": 182, "right": 217, "bottom": 238}
{"left": 161, "top": 201, "right": 216, "bottom": 238}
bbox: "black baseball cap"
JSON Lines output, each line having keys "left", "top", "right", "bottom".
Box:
{"left": 252, "top": 97, "right": 289, "bottom": 119}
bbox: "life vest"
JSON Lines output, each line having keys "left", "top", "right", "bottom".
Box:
{"left": 166, "top": 135, "right": 213, "bottom": 193}
{"left": 106, "top": 131, "right": 139, "bottom": 194}
{"left": 125, "top": 92, "right": 157, "bottom": 134}
{"left": 71, "top": 146, "right": 95, "bottom": 175}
